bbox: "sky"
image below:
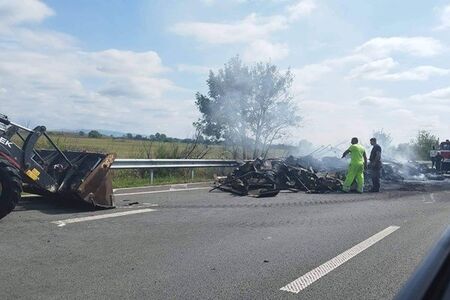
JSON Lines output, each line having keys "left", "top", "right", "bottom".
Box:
{"left": 1, "top": 0, "right": 449, "bottom": 146}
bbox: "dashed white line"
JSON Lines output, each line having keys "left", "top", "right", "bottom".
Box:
{"left": 115, "top": 187, "right": 210, "bottom": 197}
{"left": 280, "top": 226, "right": 400, "bottom": 294}
{"left": 51, "top": 208, "right": 157, "bottom": 227}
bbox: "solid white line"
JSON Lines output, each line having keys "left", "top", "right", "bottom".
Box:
{"left": 116, "top": 187, "right": 210, "bottom": 196}
{"left": 113, "top": 181, "right": 211, "bottom": 192}
{"left": 51, "top": 208, "right": 157, "bottom": 227}
{"left": 280, "top": 226, "right": 400, "bottom": 294}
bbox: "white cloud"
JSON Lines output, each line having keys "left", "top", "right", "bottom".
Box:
{"left": 287, "top": 0, "right": 316, "bottom": 21}
{"left": 199, "top": 0, "right": 294, "bottom": 5}
{"left": 171, "top": 0, "right": 316, "bottom": 62}
{"left": 88, "top": 49, "right": 169, "bottom": 77}
{"left": 355, "top": 37, "right": 444, "bottom": 58}
{"left": 172, "top": 1, "right": 316, "bottom": 44}
{"left": 199, "top": 0, "right": 215, "bottom": 5}
{"left": 381, "top": 66, "right": 449, "bottom": 81}
{"left": 348, "top": 57, "right": 397, "bottom": 79}
{"left": 348, "top": 57, "right": 449, "bottom": 81}
{"left": 171, "top": 13, "right": 288, "bottom": 44}
{"left": 287, "top": 35, "right": 450, "bottom": 144}
{"left": 243, "top": 39, "right": 289, "bottom": 62}
{"left": 291, "top": 63, "right": 332, "bottom": 94}
{"left": 11, "top": 28, "right": 76, "bottom": 50}
{"left": 410, "top": 87, "right": 450, "bottom": 104}
{"left": 0, "top": 0, "right": 53, "bottom": 29}
{"left": 435, "top": 4, "right": 450, "bottom": 31}
{"left": 358, "top": 96, "right": 400, "bottom": 108}
{"left": 0, "top": 1, "right": 197, "bottom": 137}
{"left": 177, "top": 64, "right": 211, "bottom": 75}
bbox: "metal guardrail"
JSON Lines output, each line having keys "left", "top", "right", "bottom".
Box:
{"left": 111, "top": 159, "right": 241, "bottom": 184}
{"left": 111, "top": 159, "right": 240, "bottom": 170}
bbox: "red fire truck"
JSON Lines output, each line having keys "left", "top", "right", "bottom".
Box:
{"left": 430, "top": 140, "right": 450, "bottom": 172}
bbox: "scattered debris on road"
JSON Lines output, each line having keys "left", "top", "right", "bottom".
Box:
{"left": 212, "top": 157, "right": 343, "bottom": 197}
{"left": 214, "top": 156, "right": 448, "bottom": 197}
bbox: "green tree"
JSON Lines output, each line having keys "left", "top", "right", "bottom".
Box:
{"left": 194, "top": 56, "right": 300, "bottom": 159}
{"left": 412, "top": 130, "right": 439, "bottom": 160}
{"left": 78, "top": 131, "right": 85, "bottom": 137}
{"left": 88, "top": 130, "right": 102, "bottom": 138}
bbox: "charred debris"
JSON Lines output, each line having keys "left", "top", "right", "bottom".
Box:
{"left": 212, "top": 156, "right": 344, "bottom": 197}
{"left": 213, "top": 155, "right": 444, "bottom": 197}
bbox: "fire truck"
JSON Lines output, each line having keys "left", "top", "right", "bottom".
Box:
{"left": 430, "top": 140, "right": 450, "bottom": 172}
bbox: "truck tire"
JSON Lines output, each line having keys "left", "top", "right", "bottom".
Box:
{"left": 0, "top": 158, "right": 22, "bottom": 220}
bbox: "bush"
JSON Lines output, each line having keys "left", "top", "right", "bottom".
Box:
{"left": 412, "top": 130, "right": 439, "bottom": 160}
{"left": 88, "top": 130, "right": 102, "bottom": 138}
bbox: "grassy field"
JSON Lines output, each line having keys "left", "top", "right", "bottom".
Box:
{"left": 32, "top": 134, "right": 291, "bottom": 188}
{"left": 38, "top": 134, "right": 229, "bottom": 159}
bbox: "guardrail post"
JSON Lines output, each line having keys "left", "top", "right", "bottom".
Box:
{"left": 191, "top": 169, "right": 195, "bottom": 181}
{"left": 150, "top": 169, "right": 154, "bottom": 185}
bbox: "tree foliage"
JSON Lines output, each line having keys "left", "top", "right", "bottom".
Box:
{"left": 412, "top": 130, "right": 439, "bottom": 160}
{"left": 194, "top": 56, "right": 301, "bottom": 158}
{"left": 88, "top": 130, "right": 102, "bottom": 138}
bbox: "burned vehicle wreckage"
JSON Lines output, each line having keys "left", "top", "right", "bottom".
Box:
{"left": 213, "top": 155, "right": 444, "bottom": 197}
{"left": 212, "top": 156, "right": 344, "bottom": 197}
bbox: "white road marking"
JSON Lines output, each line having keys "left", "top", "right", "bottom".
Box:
{"left": 116, "top": 187, "right": 210, "bottom": 197}
{"left": 423, "top": 193, "right": 435, "bottom": 204}
{"left": 51, "top": 208, "right": 157, "bottom": 227}
{"left": 280, "top": 226, "right": 400, "bottom": 294}
{"left": 113, "top": 182, "right": 210, "bottom": 192}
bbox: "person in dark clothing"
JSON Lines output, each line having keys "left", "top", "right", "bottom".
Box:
{"left": 435, "top": 152, "right": 443, "bottom": 173}
{"left": 369, "top": 138, "right": 382, "bottom": 192}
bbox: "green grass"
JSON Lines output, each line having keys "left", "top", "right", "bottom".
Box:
{"left": 112, "top": 174, "right": 213, "bottom": 188}
{"left": 37, "top": 134, "right": 230, "bottom": 159}
{"left": 111, "top": 168, "right": 225, "bottom": 188}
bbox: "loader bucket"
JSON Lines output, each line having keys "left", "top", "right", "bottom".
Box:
{"left": 27, "top": 150, "right": 117, "bottom": 208}
{"left": 75, "top": 153, "right": 116, "bottom": 208}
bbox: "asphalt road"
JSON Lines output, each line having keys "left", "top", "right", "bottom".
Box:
{"left": 1, "top": 181, "right": 450, "bottom": 299}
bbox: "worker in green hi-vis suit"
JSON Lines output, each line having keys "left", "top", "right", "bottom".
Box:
{"left": 341, "top": 137, "right": 368, "bottom": 193}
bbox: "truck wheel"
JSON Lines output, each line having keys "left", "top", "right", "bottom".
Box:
{"left": 0, "top": 158, "right": 22, "bottom": 220}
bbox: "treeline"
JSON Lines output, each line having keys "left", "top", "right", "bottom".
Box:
{"left": 76, "top": 130, "right": 216, "bottom": 144}
{"left": 53, "top": 130, "right": 297, "bottom": 152}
